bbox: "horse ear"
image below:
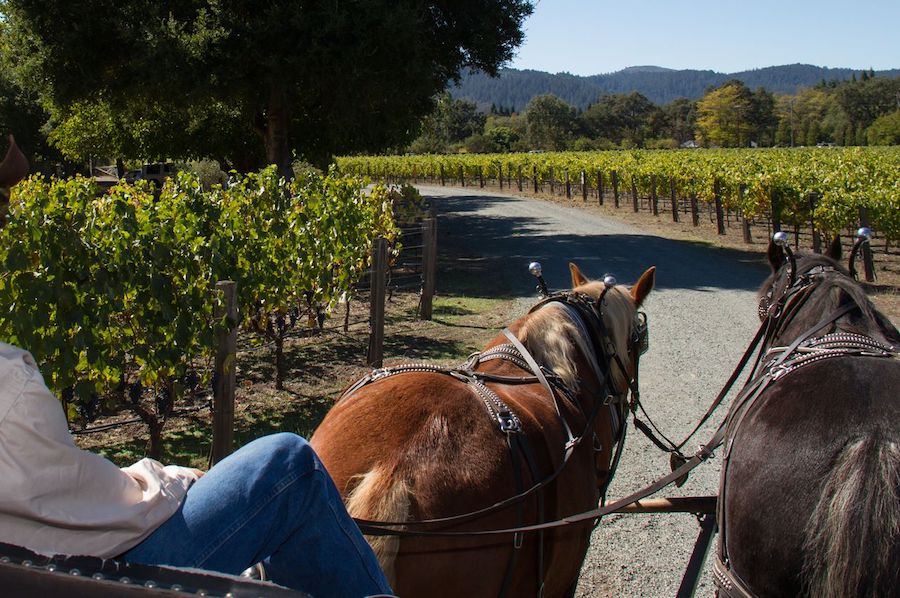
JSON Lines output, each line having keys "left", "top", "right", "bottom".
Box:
{"left": 826, "top": 235, "right": 842, "bottom": 261}
{"left": 569, "top": 262, "right": 589, "bottom": 288}
{"left": 630, "top": 266, "right": 655, "bottom": 308}
{"left": 767, "top": 239, "right": 785, "bottom": 272}
{"left": 0, "top": 135, "right": 29, "bottom": 190}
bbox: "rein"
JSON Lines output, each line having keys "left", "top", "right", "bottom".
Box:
{"left": 713, "top": 262, "right": 898, "bottom": 598}
{"left": 349, "top": 291, "right": 638, "bottom": 536}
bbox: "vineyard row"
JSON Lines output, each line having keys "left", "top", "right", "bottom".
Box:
{"left": 337, "top": 148, "right": 900, "bottom": 242}
{"left": 0, "top": 168, "right": 405, "bottom": 454}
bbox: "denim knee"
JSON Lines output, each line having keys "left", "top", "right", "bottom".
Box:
{"left": 255, "top": 432, "right": 320, "bottom": 477}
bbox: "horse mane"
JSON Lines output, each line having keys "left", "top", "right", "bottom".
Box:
{"left": 762, "top": 253, "right": 900, "bottom": 346}
{"left": 520, "top": 284, "right": 634, "bottom": 393}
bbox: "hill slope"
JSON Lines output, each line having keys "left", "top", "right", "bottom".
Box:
{"left": 451, "top": 64, "right": 900, "bottom": 109}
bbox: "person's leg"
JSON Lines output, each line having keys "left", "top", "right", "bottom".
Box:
{"left": 123, "top": 433, "right": 391, "bottom": 598}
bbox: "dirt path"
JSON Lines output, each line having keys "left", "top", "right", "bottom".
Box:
{"left": 419, "top": 185, "right": 767, "bottom": 597}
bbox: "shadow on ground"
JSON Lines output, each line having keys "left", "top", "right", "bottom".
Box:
{"left": 430, "top": 194, "right": 770, "bottom": 299}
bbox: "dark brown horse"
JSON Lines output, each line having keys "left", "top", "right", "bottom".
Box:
{"left": 715, "top": 237, "right": 899, "bottom": 597}
{"left": 311, "top": 263, "right": 655, "bottom": 597}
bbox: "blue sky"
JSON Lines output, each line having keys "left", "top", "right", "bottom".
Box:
{"left": 508, "top": 0, "right": 900, "bottom": 75}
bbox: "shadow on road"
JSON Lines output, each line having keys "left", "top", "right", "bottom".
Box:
{"left": 432, "top": 194, "right": 769, "bottom": 299}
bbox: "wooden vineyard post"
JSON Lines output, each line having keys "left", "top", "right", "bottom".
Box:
{"left": 549, "top": 167, "right": 555, "bottom": 195}
{"left": 650, "top": 175, "right": 659, "bottom": 216}
{"left": 419, "top": 218, "right": 437, "bottom": 320}
{"left": 533, "top": 165, "right": 539, "bottom": 193}
{"left": 440, "top": 164, "right": 446, "bottom": 186}
{"left": 498, "top": 163, "right": 503, "bottom": 190}
{"left": 518, "top": 165, "right": 524, "bottom": 192}
{"left": 770, "top": 188, "right": 781, "bottom": 232}
{"left": 565, "top": 170, "right": 571, "bottom": 199}
{"left": 740, "top": 184, "right": 752, "bottom": 244}
{"left": 808, "top": 193, "right": 821, "bottom": 253}
{"left": 631, "top": 176, "right": 639, "bottom": 213}
{"left": 714, "top": 179, "right": 726, "bottom": 235}
{"left": 507, "top": 164, "right": 512, "bottom": 189}
{"left": 612, "top": 170, "right": 619, "bottom": 208}
{"left": 581, "top": 170, "right": 588, "bottom": 202}
{"left": 858, "top": 207, "right": 875, "bottom": 282}
{"left": 211, "top": 280, "right": 237, "bottom": 465}
{"left": 459, "top": 165, "right": 465, "bottom": 187}
{"left": 367, "top": 238, "right": 388, "bottom": 367}
{"left": 690, "top": 181, "right": 700, "bottom": 227}
{"left": 597, "top": 170, "right": 604, "bottom": 205}
{"left": 670, "top": 178, "right": 679, "bottom": 222}
{"left": 478, "top": 165, "right": 484, "bottom": 188}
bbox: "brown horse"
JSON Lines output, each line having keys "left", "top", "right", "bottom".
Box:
{"left": 311, "top": 263, "right": 655, "bottom": 597}
{"left": 715, "top": 237, "right": 900, "bottom": 597}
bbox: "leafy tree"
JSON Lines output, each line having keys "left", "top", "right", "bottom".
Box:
{"left": 695, "top": 80, "right": 754, "bottom": 147}
{"left": 580, "top": 92, "right": 662, "bottom": 147}
{"left": 835, "top": 76, "right": 900, "bottom": 133}
{"left": 525, "top": 94, "right": 576, "bottom": 150}
{"left": 0, "top": 24, "right": 62, "bottom": 168}
{"left": 867, "top": 109, "right": 900, "bottom": 145}
{"left": 485, "top": 126, "right": 520, "bottom": 152}
{"left": 661, "top": 98, "right": 697, "bottom": 145}
{"left": 4, "top": 0, "right": 532, "bottom": 175}
{"left": 748, "top": 87, "right": 778, "bottom": 146}
{"left": 408, "top": 93, "right": 487, "bottom": 153}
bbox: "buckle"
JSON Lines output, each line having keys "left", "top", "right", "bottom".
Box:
{"left": 498, "top": 411, "right": 520, "bottom": 433}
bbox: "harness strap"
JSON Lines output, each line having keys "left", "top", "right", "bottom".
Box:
{"left": 503, "top": 328, "right": 578, "bottom": 458}
{"left": 498, "top": 433, "right": 527, "bottom": 598}
{"left": 715, "top": 298, "right": 896, "bottom": 592}
{"left": 713, "top": 555, "right": 758, "bottom": 598}
{"left": 357, "top": 424, "right": 727, "bottom": 537}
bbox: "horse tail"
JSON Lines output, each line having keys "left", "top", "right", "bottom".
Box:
{"left": 802, "top": 433, "right": 900, "bottom": 598}
{"left": 346, "top": 464, "right": 410, "bottom": 587}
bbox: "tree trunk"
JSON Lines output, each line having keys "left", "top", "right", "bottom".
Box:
{"left": 265, "top": 81, "right": 294, "bottom": 180}
{"left": 275, "top": 331, "right": 285, "bottom": 391}
{"left": 116, "top": 158, "right": 126, "bottom": 180}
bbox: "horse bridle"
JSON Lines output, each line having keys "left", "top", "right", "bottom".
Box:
{"left": 341, "top": 288, "right": 646, "bottom": 597}
{"left": 346, "top": 289, "right": 648, "bottom": 526}
{"left": 714, "top": 255, "right": 897, "bottom": 598}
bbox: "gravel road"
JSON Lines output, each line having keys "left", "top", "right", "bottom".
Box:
{"left": 417, "top": 186, "right": 768, "bottom": 598}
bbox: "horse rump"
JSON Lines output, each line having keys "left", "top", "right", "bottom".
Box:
{"left": 802, "top": 432, "right": 900, "bottom": 598}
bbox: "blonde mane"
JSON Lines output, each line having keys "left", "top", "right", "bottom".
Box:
{"left": 520, "top": 284, "right": 636, "bottom": 393}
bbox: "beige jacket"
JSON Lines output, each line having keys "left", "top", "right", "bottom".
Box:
{"left": 0, "top": 342, "right": 199, "bottom": 558}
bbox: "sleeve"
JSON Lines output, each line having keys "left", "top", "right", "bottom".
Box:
{"left": 0, "top": 349, "right": 199, "bottom": 558}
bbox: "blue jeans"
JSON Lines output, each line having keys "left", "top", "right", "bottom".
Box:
{"left": 123, "top": 433, "right": 392, "bottom": 598}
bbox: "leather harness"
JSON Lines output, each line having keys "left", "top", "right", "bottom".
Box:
{"left": 712, "top": 265, "right": 898, "bottom": 598}
{"left": 339, "top": 291, "right": 644, "bottom": 597}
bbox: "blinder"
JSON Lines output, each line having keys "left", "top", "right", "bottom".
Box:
{"left": 632, "top": 311, "right": 649, "bottom": 356}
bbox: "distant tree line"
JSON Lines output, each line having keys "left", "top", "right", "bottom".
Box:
{"left": 452, "top": 65, "right": 900, "bottom": 108}
{"left": 413, "top": 73, "right": 900, "bottom": 153}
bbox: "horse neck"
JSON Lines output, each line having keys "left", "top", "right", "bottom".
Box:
{"left": 771, "top": 276, "right": 899, "bottom": 349}
{"left": 514, "top": 303, "right": 611, "bottom": 400}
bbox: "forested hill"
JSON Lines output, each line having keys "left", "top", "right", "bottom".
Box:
{"left": 451, "top": 64, "right": 900, "bottom": 109}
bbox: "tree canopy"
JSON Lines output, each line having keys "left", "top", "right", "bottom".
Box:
{"left": 3, "top": 0, "right": 532, "bottom": 174}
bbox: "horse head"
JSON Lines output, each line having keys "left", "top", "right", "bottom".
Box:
{"left": 517, "top": 262, "right": 654, "bottom": 489}
{"left": 760, "top": 234, "right": 898, "bottom": 348}
{"left": 566, "top": 262, "right": 655, "bottom": 395}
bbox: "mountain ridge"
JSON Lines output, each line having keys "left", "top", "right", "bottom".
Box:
{"left": 451, "top": 63, "right": 900, "bottom": 109}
